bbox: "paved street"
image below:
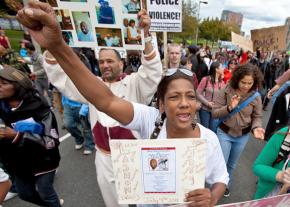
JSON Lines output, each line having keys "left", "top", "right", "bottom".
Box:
{"left": 3, "top": 105, "right": 271, "bottom": 207}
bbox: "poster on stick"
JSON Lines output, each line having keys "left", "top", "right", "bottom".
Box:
{"left": 42, "top": 0, "right": 145, "bottom": 50}
{"left": 231, "top": 32, "right": 253, "bottom": 52}
{"left": 251, "top": 25, "right": 287, "bottom": 52}
{"left": 147, "top": 0, "right": 182, "bottom": 32}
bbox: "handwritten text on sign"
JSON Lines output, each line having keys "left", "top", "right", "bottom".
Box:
{"left": 110, "top": 138, "right": 206, "bottom": 204}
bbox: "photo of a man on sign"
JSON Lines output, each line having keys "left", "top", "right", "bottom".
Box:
{"left": 96, "top": 0, "right": 116, "bottom": 24}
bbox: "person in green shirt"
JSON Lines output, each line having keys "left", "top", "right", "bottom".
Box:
{"left": 253, "top": 126, "right": 290, "bottom": 199}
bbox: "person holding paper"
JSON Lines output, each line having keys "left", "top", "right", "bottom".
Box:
{"left": 17, "top": 1, "right": 228, "bottom": 206}
{"left": 27, "top": 2, "right": 162, "bottom": 207}
{"left": 0, "top": 66, "right": 62, "bottom": 206}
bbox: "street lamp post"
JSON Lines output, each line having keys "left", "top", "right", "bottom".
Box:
{"left": 195, "top": 1, "right": 208, "bottom": 44}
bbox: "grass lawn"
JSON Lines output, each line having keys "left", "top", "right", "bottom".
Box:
{"left": 5, "top": 29, "right": 24, "bottom": 51}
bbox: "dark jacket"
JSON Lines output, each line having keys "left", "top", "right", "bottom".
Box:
{"left": 265, "top": 88, "right": 290, "bottom": 141}
{"left": 0, "top": 90, "right": 60, "bottom": 177}
{"left": 264, "top": 61, "right": 284, "bottom": 90}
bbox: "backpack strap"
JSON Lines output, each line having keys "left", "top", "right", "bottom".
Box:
{"left": 271, "top": 81, "right": 290, "bottom": 104}
{"left": 274, "top": 127, "right": 290, "bottom": 165}
{"left": 218, "top": 91, "right": 260, "bottom": 125}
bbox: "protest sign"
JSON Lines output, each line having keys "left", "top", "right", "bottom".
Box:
{"left": 218, "top": 40, "right": 239, "bottom": 51}
{"left": 231, "top": 32, "right": 253, "bottom": 52}
{"left": 216, "top": 194, "right": 290, "bottom": 207}
{"left": 147, "top": 0, "right": 182, "bottom": 32}
{"left": 110, "top": 138, "right": 206, "bottom": 204}
{"left": 251, "top": 25, "right": 287, "bottom": 52}
{"left": 42, "top": 0, "right": 145, "bottom": 50}
{"left": 170, "top": 194, "right": 290, "bottom": 207}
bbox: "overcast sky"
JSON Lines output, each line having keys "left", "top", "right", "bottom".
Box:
{"left": 196, "top": 0, "right": 290, "bottom": 36}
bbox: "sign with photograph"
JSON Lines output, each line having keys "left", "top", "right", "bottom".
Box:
{"left": 109, "top": 138, "right": 206, "bottom": 204}
{"left": 147, "top": 0, "right": 182, "bottom": 32}
{"left": 43, "top": 0, "right": 145, "bottom": 50}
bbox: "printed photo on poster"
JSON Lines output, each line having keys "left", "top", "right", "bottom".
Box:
{"left": 59, "top": 0, "right": 87, "bottom": 2}
{"left": 122, "top": 0, "right": 141, "bottom": 14}
{"left": 123, "top": 17, "right": 141, "bottom": 45}
{"left": 55, "top": 9, "right": 73, "bottom": 30}
{"left": 141, "top": 147, "right": 176, "bottom": 193}
{"left": 72, "top": 11, "right": 95, "bottom": 42}
{"left": 40, "top": 0, "right": 58, "bottom": 7}
{"left": 62, "top": 31, "right": 74, "bottom": 46}
{"left": 95, "top": 28, "right": 123, "bottom": 47}
{"left": 96, "top": 0, "right": 116, "bottom": 24}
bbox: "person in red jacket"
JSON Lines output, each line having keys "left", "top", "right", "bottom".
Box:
{"left": 223, "top": 59, "right": 238, "bottom": 84}
{"left": 0, "top": 28, "right": 11, "bottom": 49}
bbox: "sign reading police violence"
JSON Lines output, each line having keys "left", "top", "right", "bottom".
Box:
{"left": 147, "top": 0, "right": 182, "bottom": 32}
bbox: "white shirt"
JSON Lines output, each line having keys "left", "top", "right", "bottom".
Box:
{"left": 123, "top": 103, "right": 229, "bottom": 207}
{"left": 124, "top": 102, "right": 229, "bottom": 186}
{"left": 0, "top": 168, "right": 8, "bottom": 182}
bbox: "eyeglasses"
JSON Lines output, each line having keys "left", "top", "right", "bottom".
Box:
{"left": 230, "top": 62, "right": 237, "bottom": 65}
{"left": 164, "top": 68, "right": 193, "bottom": 77}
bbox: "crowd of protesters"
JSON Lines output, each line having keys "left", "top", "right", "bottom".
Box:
{"left": 0, "top": 1, "right": 290, "bottom": 207}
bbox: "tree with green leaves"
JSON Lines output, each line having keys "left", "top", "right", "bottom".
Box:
{"left": 199, "top": 17, "right": 241, "bottom": 46}
{"left": 168, "top": 0, "right": 198, "bottom": 45}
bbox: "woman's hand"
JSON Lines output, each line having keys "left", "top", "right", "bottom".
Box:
{"left": 184, "top": 188, "right": 215, "bottom": 207}
{"left": 228, "top": 94, "right": 240, "bottom": 110}
{"left": 267, "top": 84, "right": 280, "bottom": 99}
{"left": 252, "top": 127, "right": 265, "bottom": 140}
{"left": 0, "top": 127, "right": 17, "bottom": 139}
{"left": 207, "top": 102, "right": 214, "bottom": 109}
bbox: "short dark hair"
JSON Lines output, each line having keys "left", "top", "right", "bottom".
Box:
{"left": 229, "top": 63, "right": 263, "bottom": 91}
{"left": 25, "top": 42, "right": 35, "bottom": 51}
{"left": 156, "top": 71, "right": 195, "bottom": 108}
{"left": 99, "top": 48, "right": 122, "bottom": 61}
{"left": 129, "top": 19, "right": 135, "bottom": 25}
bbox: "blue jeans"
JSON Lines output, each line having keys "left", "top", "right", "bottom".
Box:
{"left": 15, "top": 171, "right": 61, "bottom": 207}
{"left": 216, "top": 127, "right": 250, "bottom": 187}
{"left": 80, "top": 115, "right": 95, "bottom": 151}
{"left": 63, "top": 104, "right": 94, "bottom": 150}
{"left": 199, "top": 108, "right": 219, "bottom": 132}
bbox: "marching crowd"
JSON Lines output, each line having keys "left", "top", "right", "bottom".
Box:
{"left": 0, "top": 1, "right": 290, "bottom": 207}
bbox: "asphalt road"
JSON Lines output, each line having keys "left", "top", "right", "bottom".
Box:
{"left": 3, "top": 105, "right": 272, "bottom": 207}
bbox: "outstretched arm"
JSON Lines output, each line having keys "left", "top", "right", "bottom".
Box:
{"left": 17, "top": 1, "right": 133, "bottom": 125}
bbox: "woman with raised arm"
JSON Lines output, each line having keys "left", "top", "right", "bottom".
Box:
{"left": 17, "top": 1, "right": 229, "bottom": 206}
